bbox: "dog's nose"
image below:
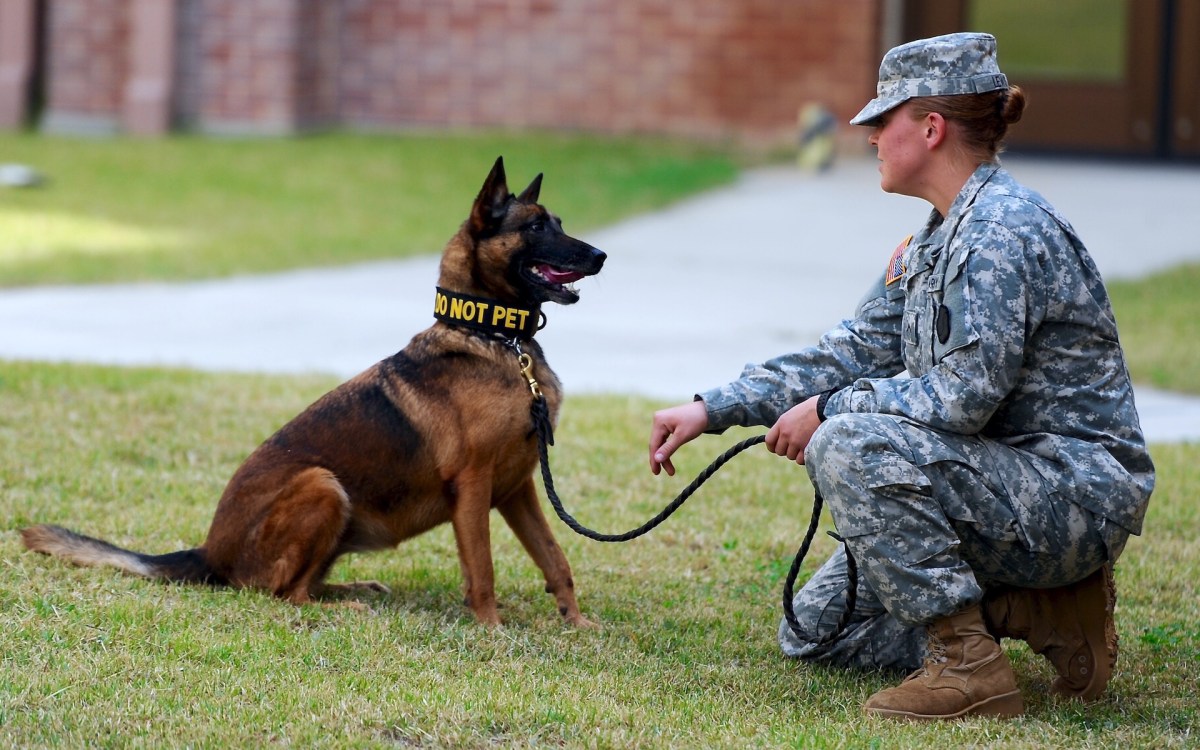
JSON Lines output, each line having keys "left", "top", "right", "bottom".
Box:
{"left": 590, "top": 247, "right": 607, "bottom": 267}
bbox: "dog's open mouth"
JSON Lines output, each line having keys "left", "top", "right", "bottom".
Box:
{"left": 526, "top": 263, "right": 590, "bottom": 303}
{"left": 532, "top": 264, "right": 585, "bottom": 292}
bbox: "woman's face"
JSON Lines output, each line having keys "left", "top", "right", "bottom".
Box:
{"left": 868, "top": 102, "right": 930, "bottom": 198}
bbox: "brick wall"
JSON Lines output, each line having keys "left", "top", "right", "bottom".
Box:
{"left": 31, "top": 0, "right": 882, "bottom": 146}
{"left": 41, "top": 0, "right": 130, "bottom": 133}
{"left": 334, "top": 0, "right": 880, "bottom": 145}
{"left": 187, "top": 0, "right": 304, "bottom": 133}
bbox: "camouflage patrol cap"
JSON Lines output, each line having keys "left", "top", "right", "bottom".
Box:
{"left": 850, "top": 32, "right": 1009, "bottom": 126}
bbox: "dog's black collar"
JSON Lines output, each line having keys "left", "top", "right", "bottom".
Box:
{"left": 433, "top": 287, "right": 542, "bottom": 341}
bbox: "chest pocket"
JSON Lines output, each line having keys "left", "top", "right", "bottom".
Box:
{"left": 931, "top": 251, "right": 978, "bottom": 363}
{"left": 900, "top": 252, "right": 936, "bottom": 375}
{"left": 901, "top": 247, "right": 979, "bottom": 374}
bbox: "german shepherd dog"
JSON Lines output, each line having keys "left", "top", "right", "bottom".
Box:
{"left": 22, "top": 157, "right": 605, "bottom": 627}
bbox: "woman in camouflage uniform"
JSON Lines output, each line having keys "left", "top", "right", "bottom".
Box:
{"left": 648, "top": 32, "right": 1153, "bottom": 720}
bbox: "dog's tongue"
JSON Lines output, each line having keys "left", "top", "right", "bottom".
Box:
{"left": 536, "top": 264, "right": 585, "bottom": 284}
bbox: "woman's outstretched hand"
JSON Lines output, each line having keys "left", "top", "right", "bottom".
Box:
{"left": 649, "top": 401, "right": 709, "bottom": 476}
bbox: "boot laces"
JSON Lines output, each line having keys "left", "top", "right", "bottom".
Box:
{"left": 922, "top": 630, "right": 949, "bottom": 673}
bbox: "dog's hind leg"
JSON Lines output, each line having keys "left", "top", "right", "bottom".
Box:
{"left": 498, "top": 480, "right": 595, "bottom": 628}
{"left": 245, "top": 467, "right": 352, "bottom": 606}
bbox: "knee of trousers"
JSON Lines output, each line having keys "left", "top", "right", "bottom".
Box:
{"left": 804, "top": 413, "right": 917, "bottom": 507}
{"left": 806, "top": 415, "right": 983, "bottom": 625}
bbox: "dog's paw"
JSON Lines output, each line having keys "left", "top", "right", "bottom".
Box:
{"left": 325, "top": 580, "right": 392, "bottom": 596}
{"left": 564, "top": 612, "right": 600, "bottom": 629}
{"left": 473, "top": 614, "right": 503, "bottom": 627}
{"left": 340, "top": 600, "right": 378, "bottom": 615}
{"left": 310, "top": 599, "right": 377, "bottom": 615}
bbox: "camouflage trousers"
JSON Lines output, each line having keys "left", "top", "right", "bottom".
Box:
{"left": 778, "top": 413, "right": 1125, "bottom": 672}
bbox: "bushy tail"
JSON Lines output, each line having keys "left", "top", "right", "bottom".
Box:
{"left": 21, "top": 524, "right": 221, "bottom": 585}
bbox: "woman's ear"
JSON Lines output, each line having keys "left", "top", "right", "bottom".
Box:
{"left": 924, "top": 112, "right": 948, "bottom": 150}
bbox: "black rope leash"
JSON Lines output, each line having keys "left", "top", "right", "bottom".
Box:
{"left": 777, "top": 486, "right": 859, "bottom": 644}
{"left": 529, "top": 393, "right": 858, "bottom": 645}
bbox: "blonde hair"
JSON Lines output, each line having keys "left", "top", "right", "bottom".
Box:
{"left": 908, "top": 85, "right": 1027, "bottom": 163}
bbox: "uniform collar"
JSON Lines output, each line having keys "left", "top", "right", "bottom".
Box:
{"left": 912, "top": 162, "right": 1004, "bottom": 252}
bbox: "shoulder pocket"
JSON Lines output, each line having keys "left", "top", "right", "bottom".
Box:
{"left": 854, "top": 274, "right": 889, "bottom": 316}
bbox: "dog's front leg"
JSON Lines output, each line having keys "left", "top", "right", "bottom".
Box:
{"left": 449, "top": 467, "right": 501, "bottom": 625}
{"left": 499, "top": 480, "right": 595, "bottom": 628}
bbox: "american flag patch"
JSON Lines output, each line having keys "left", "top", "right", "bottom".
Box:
{"left": 885, "top": 235, "right": 911, "bottom": 286}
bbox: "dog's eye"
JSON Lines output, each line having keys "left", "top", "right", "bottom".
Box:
{"left": 529, "top": 221, "right": 545, "bottom": 233}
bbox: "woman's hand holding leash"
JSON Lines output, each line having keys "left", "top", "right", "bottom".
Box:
{"left": 765, "top": 396, "right": 822, "bottom": 465}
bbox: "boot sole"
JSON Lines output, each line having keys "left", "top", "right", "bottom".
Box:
{"left": 1051, "top": 563, "right": 1118, "bottom": 702}
{"left": 865, "top": 690, "right": 1024, "bottom": 721}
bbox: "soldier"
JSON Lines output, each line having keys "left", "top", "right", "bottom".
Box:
{"left": 647, "top": 32, "right": 1153, "bottom": 720}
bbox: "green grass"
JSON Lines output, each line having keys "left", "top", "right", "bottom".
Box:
{"left": 1, "top": 361, "right": 1197, "bottom": 748}
{"left": 1109, "top": 264, "right": 1200, "bottom": 394}
{"left": 0, "top": 131, "right": 737, "bottom": 286}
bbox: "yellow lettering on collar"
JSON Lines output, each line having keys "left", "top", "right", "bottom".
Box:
{"left": 433, "top": 287, "right": 540, "bottom": 340}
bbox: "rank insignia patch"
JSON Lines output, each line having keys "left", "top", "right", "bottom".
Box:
{"left": 885, "top": 235, "right": 911, "bottom": 286}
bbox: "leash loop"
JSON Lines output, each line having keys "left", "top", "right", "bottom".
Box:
{"left": 528, "top": 393, "right": 857, "bottom": 644}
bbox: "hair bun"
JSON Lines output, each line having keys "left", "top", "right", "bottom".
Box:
{"left": 1002, "top": 85, "right": 1026, "bottom": 125}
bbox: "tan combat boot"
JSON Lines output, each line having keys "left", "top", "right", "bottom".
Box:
{"left": 864, "top": 604, "right": 1023, "bottom": 720}
{"left": 981, "top": 563, "right": 1117, "bottom": 702}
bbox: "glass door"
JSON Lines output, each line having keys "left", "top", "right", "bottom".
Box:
{"left": 903, "top": 0, "right": 1180, "bottom": 157}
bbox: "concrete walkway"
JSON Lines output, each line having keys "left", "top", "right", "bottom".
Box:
{"left": 2, "top": 156, "right": 1199, "bottom": 443}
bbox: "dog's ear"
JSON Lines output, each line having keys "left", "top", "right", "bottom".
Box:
{"left": 516, "top": 173, "right": 543, "bottom": 204}
{"left": 470, "top": 156, "right": 512, "bottom": 236}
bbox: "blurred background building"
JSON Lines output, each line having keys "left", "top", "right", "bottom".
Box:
{"left": 0, "top": 0, "right": 1196, "bottom": 159}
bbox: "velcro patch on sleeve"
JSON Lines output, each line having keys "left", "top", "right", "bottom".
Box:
{"left": 885, "top": 234, "right": 912, "bottom": 286}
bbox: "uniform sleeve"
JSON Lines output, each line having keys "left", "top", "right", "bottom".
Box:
{"left": 700, "top": 273, "right": 907, "bottom": 431}
{"left": 823, "top": 220, "right": 1042, "bottom": 434}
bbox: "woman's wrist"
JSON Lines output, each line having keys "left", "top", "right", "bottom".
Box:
{"left": 815, "top": 390, "right": 833, "bottom": 422}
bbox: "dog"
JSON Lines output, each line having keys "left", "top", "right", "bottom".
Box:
{"left": 22, "top": 157, "right": 605, "bottom": 627}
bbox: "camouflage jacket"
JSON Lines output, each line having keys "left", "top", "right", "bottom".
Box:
{"left": 700, "top": 164, "right": 1154, "bottom": 535}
